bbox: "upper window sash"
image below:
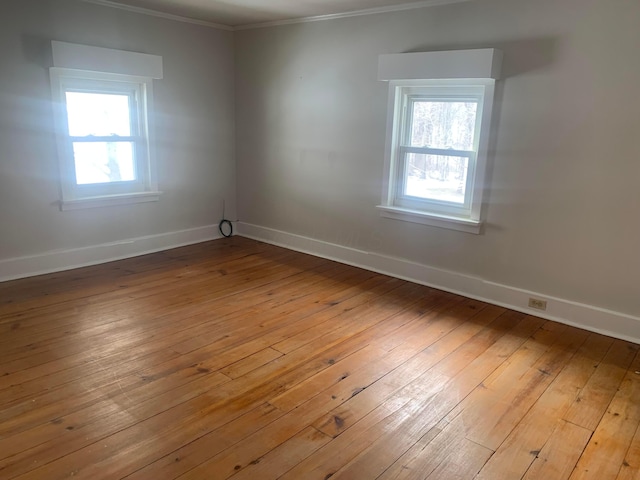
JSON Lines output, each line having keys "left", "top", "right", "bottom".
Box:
{"left": 62, "top": 83, "right": 144, "bottom": 151}
{"left": 399, "top": 90, "right": 485, "bottom": 150}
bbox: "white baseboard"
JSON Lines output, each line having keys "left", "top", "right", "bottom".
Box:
{"left": 237, "top": 222, "right": 640, "bottom": 345}
{"left": 0, "top": 225, "right": 221, "bottom": 282}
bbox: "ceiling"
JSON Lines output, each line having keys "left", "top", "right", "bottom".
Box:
{"left": 84, "top": 0, "right": 466, "bottom": 28}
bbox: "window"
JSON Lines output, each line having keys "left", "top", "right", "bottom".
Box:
{"left": 377, "top": 50, "right": 502, "bottom": 233}
{"left": 50, "top": 42, "right": 163, "bottom": 210}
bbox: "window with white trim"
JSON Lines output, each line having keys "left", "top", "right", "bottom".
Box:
{"left": 50, "top": 42, "right": 163, "bottom": 210}
{"left": 377, "top": 50, "right": 502, "bottom": 234}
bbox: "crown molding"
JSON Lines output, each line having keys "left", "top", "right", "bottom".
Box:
{"left": 79, "top": 0, "right": 234, "bottom": 31}
{"left": 234, "top": 0, "right": 472, "bottom": 30}
{"left": 80, "top": 0, "right": 472, "bottom": 31}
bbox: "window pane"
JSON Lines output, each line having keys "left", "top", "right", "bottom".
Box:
{"left": 66, "top": 92, "right": 132, "bottom": 137}
{"left": 404, "top": 153, "right": 468, "bottom": 204}
{"left": 72, "top": 142, "right": 136, "bottom": 185}
{"left": 409, "top": 100, "right": 477, "bottom": 150}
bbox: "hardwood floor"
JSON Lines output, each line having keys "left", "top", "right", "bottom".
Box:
{"left": 1, "top": 236, "right": 639, "bottom": 479}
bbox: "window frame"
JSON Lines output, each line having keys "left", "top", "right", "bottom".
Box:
{"left": 51, "top": 68, "right": 159, "bottom": 210}
{"left": 392, "top": 85, "right": 485, "bottom": 219}
{"left": 378, "top": 78, "right": 496, "bottom": 234}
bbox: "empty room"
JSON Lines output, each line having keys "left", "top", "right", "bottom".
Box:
{"left": 1, "top": 0, "right": 639, "bottom": 478}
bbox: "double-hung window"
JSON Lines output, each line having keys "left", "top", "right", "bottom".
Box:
{"left": 50, "top": 41, "right": 163, "bottom": 210}
{"left": 395, "top": 84, "right": 483, "bottom": 216}
{"left": 377, "top": 50, "right": 502, "bottom": 233}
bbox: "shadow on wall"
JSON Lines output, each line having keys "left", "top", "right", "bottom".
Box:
{"left": 405, "top": 37, "right": 560, "bottom": 234}
{"left": 21, "top": 34, "right": 54, "bottom": 68}
{"left": 406, "top": 36, "right": 560, "bottom": 78}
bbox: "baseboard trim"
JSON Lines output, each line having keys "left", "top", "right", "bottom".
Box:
{"left": 237, "top": 222, "right": 640, "bottom": 344}
{"left": 0, "top": 225, "right": 221, "bottom": 282}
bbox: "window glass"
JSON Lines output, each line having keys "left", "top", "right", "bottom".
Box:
{"left": 72, "top": 142, "right": 136, "bottom": 185}
{"left": 65, "top": 91, "right": 132, "bottom": 137}
{"left": 409, "top": 100, "right": 477, "bottom": 150}
{"left": 404, "top": 153, "right": 468, "bottom": 204}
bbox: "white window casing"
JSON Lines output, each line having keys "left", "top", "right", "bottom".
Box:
{"left": 50, "top": 41, "right": 163, "bottom": 210}
{"left": 377, "top": 49, "right": 502, "bottom": 234}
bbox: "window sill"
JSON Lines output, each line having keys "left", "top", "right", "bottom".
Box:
{"left": 60, "top": 191, "right": 162, "bottom": 211}
{"left": 376, "top": 205, "right": 482, "bottom": 234}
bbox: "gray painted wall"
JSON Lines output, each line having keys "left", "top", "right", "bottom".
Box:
{"left": 0, "top": 0, "right": 235, "bottom": 260}
{"left": 235, "top": 0, "right": 640, "bottom": 317}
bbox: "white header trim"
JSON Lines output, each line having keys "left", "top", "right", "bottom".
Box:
{"left": 52, "top": 41, "right": 163, "bottom": 79}
{"left": 378, "top": 49, "right": 503, "bottom": 81}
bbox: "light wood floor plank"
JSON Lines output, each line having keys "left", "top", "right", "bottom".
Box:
{"left": 522, "top": 420, "right": 592, "bottom": 480}
{"left": 476, "top": 333, "right": 613, "bottom": 480}
{"left": 569, "top": 349, "right": 640, "bottom": 480}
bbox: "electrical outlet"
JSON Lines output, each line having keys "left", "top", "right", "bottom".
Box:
{"left": 528, "top": 298, "right": 547, "bottom": 311}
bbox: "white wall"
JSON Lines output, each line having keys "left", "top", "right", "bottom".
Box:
{"left": 0, "top": 0, "right": 235, "bottom": 277}
{"left": 235, "top": 0, "right": 640, "bottom": 321}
